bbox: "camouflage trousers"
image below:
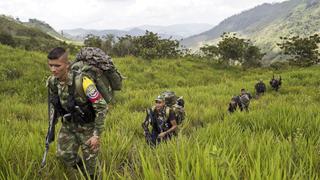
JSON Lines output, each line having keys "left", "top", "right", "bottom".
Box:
{"left": 56, "top": 121, "right": 100, "bottom": 176}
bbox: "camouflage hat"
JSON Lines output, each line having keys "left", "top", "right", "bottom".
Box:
{"left": 155, "top": 95, "right": 165, "bottom": 102}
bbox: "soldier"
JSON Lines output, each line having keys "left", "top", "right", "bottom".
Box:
{"left": 255, "top": 79, "right": 266, "bottom": 97}
{"left": 239, "top": 89, "right": 252, "bottom": 112}
{"left": 228, "top": 96, "right": 241, "bottom": 113}
{"left": 46, "top": 47, "right": 107, "bottom": 179}
{"left": 142, "top": 95, "right": 178, "bottom": 146}
{"left": 270, "top": 75, "right": 282, "bottom": 91}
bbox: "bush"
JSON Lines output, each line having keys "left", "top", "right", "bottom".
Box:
{"left": 270, "top": 61, "right": 290, "bottom": 70}
{"left": 0, "top": 32, "right": 15, "bottom": 47}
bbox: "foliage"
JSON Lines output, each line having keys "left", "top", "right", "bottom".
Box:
{"left": 0, "top": 15, "right": 80, "bottom": 54}
{"left": 277, "top": 34, "right": 320, "bottom": 67}
{"left": 269, "top": 61, "right": 290, "bottom": 70}
{"left": 83, "top": 31, "right": 181, "bottom": 60}
{"left": 199, "top": 33, "right": 265, "bottom": 67}
{"left": 84, "top": 34, "right": 103, "bottom": 48}
{"left": 243, "top": 45, "right": 265, "bottom": 68}
{"left": 0, "top": 32, "right": 15, "bottom": 47}
{"left": 101, "top": 34, "right": 115, "bottom": 55}
{"left": 199, "top": 44, "right": 220, "bottom": 62}
{"left": 183, "top": 0, "right": 320, "bottom": 63}
{"left": 218, "top": 33, "right": 248, "bottom": 63}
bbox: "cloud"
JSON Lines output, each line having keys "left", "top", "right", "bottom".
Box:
{"left": 0, "top": 0, "right": 287, "bottom": 30}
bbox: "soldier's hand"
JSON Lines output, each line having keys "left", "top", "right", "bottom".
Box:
{"left": 158, "top": 132, "right": 166, "bottom": 138}
{"left": 86, "top": 136, "right": 100, "bottom": 152}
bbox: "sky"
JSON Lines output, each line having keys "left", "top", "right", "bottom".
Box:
{"left": 0, "top": 0, "right": 287, "bottom": 30}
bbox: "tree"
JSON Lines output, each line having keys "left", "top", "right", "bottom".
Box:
{"left": 101, "top": 34, "right": 115, "bottom": 56}
{"left": 200, "top": 32, "right": 264, "bottom": 67}
{"left": 84, "top": 34, "right": 102, "bottom": 48}
{"left": 104, "top": 31, "right": 181, "bottom": 59}
{"left": 137, "top": 31, "right": 180, "bottom": 59}
{"left": 113, "top": 35, "right": 137, "bottom": 57}
{"left": 218, "top": 33, "right": 248, "bottom": 64}
{"left": 277, "top": 34, "right": 320, "bottom": 67}
{"left": 199, "top": 44, "right": 220, "bottom": 60}
{"left": 243, "top": 45, "right": 265, "bottom": 68}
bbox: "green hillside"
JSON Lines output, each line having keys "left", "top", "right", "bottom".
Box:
{"left": 23, "top": 18, "right": 67, "bottom": 41}
{"left": 1, "top": 44, "right": 320, "bottom": 179}
{"left": 182, "top": 0, "right": 320, "bottom": 62}
{"left": 0, "top": 15, "right": 78, "bottom": 52}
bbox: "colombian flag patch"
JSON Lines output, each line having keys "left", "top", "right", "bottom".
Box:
{"left": 83, "top": 76, "right": 102, "bottom": 103}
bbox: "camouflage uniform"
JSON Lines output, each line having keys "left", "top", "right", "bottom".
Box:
{"left": 47, "top": 70, "right": 107, "bottom": 176}
{"left": 239, "top": 92, "right": 252, "bottom": 112}
{"left": 151, "top": 106, "right": 176, "bottom": 143}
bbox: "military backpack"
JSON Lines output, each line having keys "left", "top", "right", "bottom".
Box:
{"left": 71, "top": 47, "right": 123, "bottom": 103}
{"left": 161, "top": 91, "right": 185, "bottom": 124}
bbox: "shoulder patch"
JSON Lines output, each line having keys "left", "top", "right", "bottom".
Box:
{"left": 82, "top": 76, "right": 102, "bottom": 102}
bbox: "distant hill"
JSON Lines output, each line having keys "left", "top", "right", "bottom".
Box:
{"left": 181, "top": 0, "right": 320, "bottom": 61}
{"left": 0, "top": 15, "right": 54, "bottom": 40}
{"left": 63, "top": 23, "right": 212, "bottom": 41}
{"left": 0, "top": 15, "right": 78, "bottom": 52}
{"left": 23, "top": 18, "right": 68, "bottom": 41}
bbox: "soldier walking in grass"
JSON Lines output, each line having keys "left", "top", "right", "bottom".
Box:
{"left": 239, "top": 88, "right": 252, "bottom": 112}
{"left": 228, "top": 95, "right": 241, "bottom": 113}
{"left": 46, "top": 47, "right": 108, "bottom": 179}
{"left": 255, "top": 79, "right": 266, "bottom": 98}
{"left": 142, "top": 94, "right": 179, "bottom": 146}
{"left": 270, "top": 75, "right": 282, "bottom": 91}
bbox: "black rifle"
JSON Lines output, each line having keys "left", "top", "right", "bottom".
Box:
{"left": 141, "top": 108, "right": 160, "bottom": 146}
{"left": 40, "top": 88, "right": 59, "bottom": 168}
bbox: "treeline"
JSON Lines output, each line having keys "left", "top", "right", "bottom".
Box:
{"left": 196, "top": 32, "right": 320, "bottom": 68}
{"left": 84, "top": 30, "right": 320, "bottom": 68}
{"left": 0, "top": 17, "right": 319, "bottom": 68}
{"left": 84, "top": 31, "right": 181, "bottom": 60}
{"left": 80, "top": 32, "right": 266, "bottom": 68}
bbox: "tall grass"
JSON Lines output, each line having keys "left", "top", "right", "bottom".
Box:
{"left": 0, "top": 44, "right": 320, "bottom": 179}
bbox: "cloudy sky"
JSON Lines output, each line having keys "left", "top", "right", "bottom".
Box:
{"left": 0, "top": 0, "right": 287, "bottom": 30}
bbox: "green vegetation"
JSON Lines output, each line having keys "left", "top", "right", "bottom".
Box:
{"left": 0, "top": 15, "right": 79, "bottom": 53}
{"left": 277, "top": 34, "right": 320, "bottom": 67}
{"left": 182, "top": 0, "right": 320, "bottom": 62}
{"left": 23, "top": 18, "right": 69, "bottom": 42}
{"left": 84, "top": 31, "right": 181, "bottom": 60}
{"left": 199, "top": 33, "right": 265, "bottom": 68}
{"left": 0, "top": 44, "right": 320, "bottom": 179}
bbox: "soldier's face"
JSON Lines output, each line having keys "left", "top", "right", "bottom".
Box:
{"left": 48, "top": 55, "right": 69, "bottom": 79}
{"left": 155, "top": 100, "right": 165, "bottom": 110}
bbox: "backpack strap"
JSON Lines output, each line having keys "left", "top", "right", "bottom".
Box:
{"left": 47, "top": 76, "right": 68, "bottom": 117}
{"left": 66, "top": 71, "right": 95, "bottom": 123}
{"left": 165, "top": 106, "right": 175, "bottom": 121}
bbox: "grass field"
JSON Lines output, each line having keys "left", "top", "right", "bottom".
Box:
{"left": 0, "top": 44, "right": 320, "bottom": 179}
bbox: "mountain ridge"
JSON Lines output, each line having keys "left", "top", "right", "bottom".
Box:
{"left": 181, "top": 0, "right": 320, "bottom": 61}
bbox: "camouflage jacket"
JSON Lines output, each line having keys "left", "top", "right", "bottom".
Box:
{"left": 152, "top": 106, "right": 175, "bottom": 132}
{"left": 47, "top": 70, "right": 108, "bottom": 136}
